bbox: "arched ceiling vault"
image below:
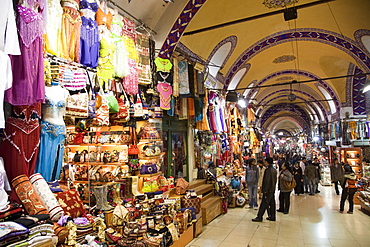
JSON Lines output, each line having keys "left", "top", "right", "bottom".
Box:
{"left": 115, "top": 0, "right": 370, "bottom": 134}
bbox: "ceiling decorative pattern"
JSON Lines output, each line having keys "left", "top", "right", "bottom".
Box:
{"left": 259, "top": 93, "right": 322, "bottom": 119}
{"left": 245, "top": 69, "right": 340, "bottom": 113}
{"left": 224, "top": 28, "right": 370, "bottom": 89}
{"left": 263, "top": 0, "right": 299, "bottom": 9}
{"left": 260, "top": 103, "right": 310, "bottom": 128}
{"left": 159, "top": 0, "right": 207, "bottom": 59}
{"left": 354, "top": 29, "right": 370, "bottom": 57}
{"left": 256, "top": 88, "right": 327, "bottom": 121}
{"left": 276, "top": 76, "right": 294, "bottom": 81}
{"left": 352, "top": 66, "right": 366, "bottom": 115}
{"left": 272, "top": 55, "right": 296, "bottom": 63}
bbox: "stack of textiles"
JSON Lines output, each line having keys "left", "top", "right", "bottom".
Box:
{"left": 0, "top": 222, "right": 29, "bottom": 246}
{"left": 8, "top": 214, "right": 57, "bottom": 246}
{"left": 0, "top": 203, "right": 23, "bottom": 222}
{"left": 75, "top": 217, "right": 97, "bottom": 244}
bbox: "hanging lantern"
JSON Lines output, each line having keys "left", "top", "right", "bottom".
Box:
{"left": 226, "top": 91, "right": 238, "bottom": 102}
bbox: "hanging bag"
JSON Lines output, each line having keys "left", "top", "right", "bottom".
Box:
{"left": 133, "top": 94, "right": 144, "bottom": 117}
{"left": 128, "top": 127, "right": 139, "bottom": 155}
{"left": 86, "top": 71, "right": 96, "bottom": 119}
{"left": 66, "top": 92, "right": 89, "bottom": 118}
{"left": 111, "top": 82, "right": 130, "bottom": 122}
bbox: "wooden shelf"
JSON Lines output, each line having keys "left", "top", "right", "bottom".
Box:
{"left": 70, "top": 162, "right": 127, "bottom": 166}
{"left": 66, "top": 143, "right": 129, "bottom": 147}
{"left": 139, "top": 139, "right": 162, "bottom": 143}
{"left": 138, "top": 172, "right": 162, "bottom": 177}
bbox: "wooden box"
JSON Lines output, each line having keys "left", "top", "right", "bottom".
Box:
{"left": 172, "top": 224, "right": 194, "bottom": 247}
{"left": 193, "top": 216, "right": 203, "bottom": 237}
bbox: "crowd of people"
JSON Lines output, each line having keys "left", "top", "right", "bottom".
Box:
{"left": 242, "top": 155, "right": 358, "bottom": 222}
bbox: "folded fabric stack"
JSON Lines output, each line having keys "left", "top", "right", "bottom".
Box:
{"left": 0, "top": 222, "right": 29, "bottom": 247}
{"left": 0, "top": 203, "right": 23, "bottom": 222}
{"left": 6, "top": 214, "right": 57, "bottom": 247}
{"left": 75, "top": 218, "right": 97, "bottom": 244}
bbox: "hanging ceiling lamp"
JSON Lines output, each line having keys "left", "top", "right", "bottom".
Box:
{"left": 226, "top": 91, "right": 238, "bottom": 102}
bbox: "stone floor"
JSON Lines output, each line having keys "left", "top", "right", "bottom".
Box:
{"left": 186, "top": 185, "right": 370, "bottom": 247}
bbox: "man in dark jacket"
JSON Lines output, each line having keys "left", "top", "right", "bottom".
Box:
{"left": 252, "top": 157, "right": 277, "bottom": 222}
{"left": 330, "top": 158, "right": 343, "bottom": 195}
{"left": 312, "top": 157, "right": 321, "bottom": 193}
{"left": 305, "top": 160, "right": 318, "bottom": 195}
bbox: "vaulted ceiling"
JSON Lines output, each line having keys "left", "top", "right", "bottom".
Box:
{"left": 113, "top": 0, "right": 370, "bottom": 136}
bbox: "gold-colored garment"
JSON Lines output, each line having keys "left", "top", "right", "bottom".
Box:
{"left": 349, "top": 121, "right": 357, "bottom": 139}
{"left": 60, "top": 5, "right": 81, "bottom": 62}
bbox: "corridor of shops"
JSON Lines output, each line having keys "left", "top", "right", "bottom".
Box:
{"left": 187, "top": 185, "right": 370, "bottom": 247}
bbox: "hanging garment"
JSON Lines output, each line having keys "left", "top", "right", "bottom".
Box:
{"left": 0, "top": 0, "right": 20, "bottom": 55}
{"left": 172, "top": 56, "right": 180, "bottom": 97}
{"left": 45, "top": 0, "right": 63, "bottom": 56}
{"left": 0, "top": 157, "right": 11, "bottom": 211}
{"left": 178, "top": 61, "right": 191, "bottom": 96}
{"left": 0, "top": 104, "right": 41, "bottom": 182}
{"left": 111, "top": 14, "right": 130, "bottom": 78}
{"left": 5, "top": 2, "right": 45, "bottom": 106}
{"left": 0, "top": 52, "right": 12, "bottom": 128}
{"left": 80, "top": 16, "right": 100, "bottom": 68}
{"left": 96, "top": 7, "right": 113, "bottom": 30}
{"left": 122, "top": 58, "right": 139, "bottom": 95}
{"left": 155, "top": 57, "right": 172, "bottom": 73}
{"left": 60, "top": 0, "right": 82, "bottom": 62}
{"left": 136, "top": 32, "right": 152, "bottom": 85}
{"left": 97, "top": 36, "right": 116, "bottom": 90}
{"left": 157, "top": 83, "right": 172, "bottom": 110}
{"left": 196, "top": 90, "right": 210, "bottom": 131}
{"left": 35, "top": 121, "right": 66, "bottom": 181}
{"left": 349, "top": 121, "right": 357, "bottom": 139}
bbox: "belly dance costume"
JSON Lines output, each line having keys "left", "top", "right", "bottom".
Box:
{"left": 5, "top": 1, "right": 45, "bottom": 106}
{"left": 35, "top": 97, "right": 67, "bottom": 181}
{"left": 0, "top": 104, "right": 41, "bottom": 182}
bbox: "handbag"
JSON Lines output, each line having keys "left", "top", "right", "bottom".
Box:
{"left": 112, "top": 82, "right": 131, "bottom": 122}
{"left": 175, "top": 178, "right": 189, "bottom": 195}
{"left": 90, "top": 94, "right": 110, "bottom": 126}
{"left": 86, "top": 71, "right": 96, "bottom": 119}
{"left": 140, "top": 163, "right": 158, "bottom": 175}
{"left": 133, "top": 93, "right": 144, "bottom": 117}
{"left": 128, "top": 127, "right": 139, "bottom": 155}
{"left": 105, "top": 92, "right": 119, "bottom": 113}
{"left": 66, "top": 92, "right": 89, "bottom": 117}
{"left": 181, "top": 197, "right": 201, "bottom": 214}
{"left": 143, "top": 232, "right": 163, "bottom": 247}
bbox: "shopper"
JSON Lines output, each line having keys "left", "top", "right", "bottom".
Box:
{"left": 257, "top": 159, "right": 266, "bottom": 199}
{"left": 277, "top": 162, "right": 293, "bottom": 214}
{"left": 330, "top": 158, "right": 343, "bottom": 195}
{"left": 292, "top": 161, "right": 304, "bottom": 195}
{"left": 246, "top": 158, "right": 259, "bottom": 209}
{"left": 339, "top": 165, "right": 357, "bottom": 214}
{"left": 312, "top": 157, "right": 321, "bottom": 193}
{"left": 305, "top": 160, "right": 318, "bottom": 195}
{"left": 252, "top": 157, "right": 277, "bottom": 222}
{"left": 300, "top": 157, "right": 309, "bottom": 193}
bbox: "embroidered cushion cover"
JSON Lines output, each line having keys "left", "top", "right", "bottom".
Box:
{"left": 55, "top": 189, "right": 86, "bottom": 218}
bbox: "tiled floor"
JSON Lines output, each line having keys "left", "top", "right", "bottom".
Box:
{"left": 186, "top": 186, "right": 370, "bottom": 247}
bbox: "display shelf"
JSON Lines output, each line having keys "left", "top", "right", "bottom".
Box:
{"left": 71, "top": 162, "right": 127, "bottom": 166}
{"left": 138, "top": 172, "right": 162, "bottom": 177}
{"left": 338, "top": 147, "right": 363, "bottom": 178}
{"left": 139, "top": 139, "right": 162, "bottom": 143}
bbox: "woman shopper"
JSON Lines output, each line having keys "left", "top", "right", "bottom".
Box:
{"left": 246, "top": 158, "right": 259, "bottom": 209}
{"left": 339, "top": 165, "right": 357, "bottom": 214}
{"left": 277, "top": 162, "right": 293, "bottom": 214}
{"left": 292, "top": 161, "right": 304, "bottom": 195}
